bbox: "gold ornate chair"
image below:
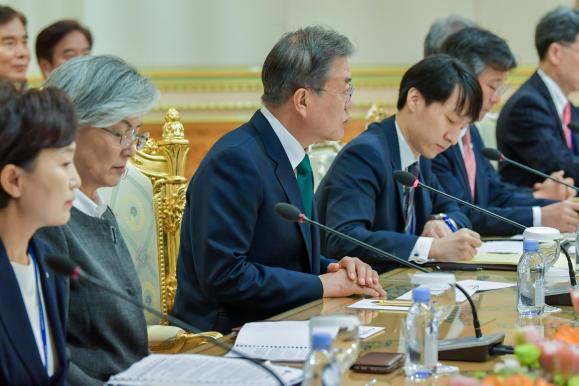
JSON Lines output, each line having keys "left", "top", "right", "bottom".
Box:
{"left": 101, "top": 108, "right": 221, "bottom": 353}
{"left": 309, "top": 141, "right": 343, "bottom": 191}
{"left": 365, "top": 103, "right": 388, "bottom": 127}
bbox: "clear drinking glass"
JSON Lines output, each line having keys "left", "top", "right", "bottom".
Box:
{"left": 411, "top": 273, "right": 459, "bottom": 375}
{"left": 309, "top": 315, "right": 360, "bottom": 373}
{"left": 523, "top": 227, "right": 562, "bottom": 313}
{"left": 523, "top": 227, "right": 561, "bottom": 270}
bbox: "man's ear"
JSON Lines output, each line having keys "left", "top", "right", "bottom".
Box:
{"left": 0, "top": 165, "right": 24, "bottom": 200}
{"left": 293, "top": 87, "right": 309, "bottom": 118}
{"left": 38, "top": 58, "right": 54, "bottom": 79}
{"left": 546, "top": 42, "right": 564, "bottom": 66}
{"left": 406, "top": 87, "right": 424, "bottom": 113}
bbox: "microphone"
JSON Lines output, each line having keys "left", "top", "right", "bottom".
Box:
{"left": 393, "top": 171, "right": 577, "bottom": 306}
{"left": 481, "top": 147, "right": 579, "bottom": 193}
{"left": 45, "top": 256, "right": 286, "bottom": 386}
{"left": 275, "top": 203, "right": 508, "bottom": 362}
{"left": 393, "top": 171, "right": 526, "bottom": 231}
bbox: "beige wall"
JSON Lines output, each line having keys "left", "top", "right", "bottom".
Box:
{"left": 6, "top": 0, "right": 576, "bottom": 77}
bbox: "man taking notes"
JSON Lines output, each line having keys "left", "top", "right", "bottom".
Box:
{"left": 172, "top": 26, "right": 385, "bottom": 334}
{"left": 317, "top": 55, "right": 482, "bottom": 273}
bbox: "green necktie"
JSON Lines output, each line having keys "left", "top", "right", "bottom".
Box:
{"left": 296, "top": 154, "right": 313, "bottom": 218}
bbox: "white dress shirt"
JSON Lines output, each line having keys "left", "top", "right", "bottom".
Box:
{"left": 73, "top": 188, "right": 108, "bottom": 218}
{"left": 458, "top": 127, "right": 541, "bottom": 226}
{"left": 11, "top": 259, "right": 58, "bottom": 376}
{"left": 261, "top": 106, "right": 306, "bottom": 174}
{"left": 537, "top": 68, "right": 568, "bottom": 126}
{"left": 394, "top": 119, "right": 433, "bottom": 262}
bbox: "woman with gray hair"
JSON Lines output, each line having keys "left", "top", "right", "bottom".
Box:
{"left": 37, "top": 55, "right": 159, "bottom": 386}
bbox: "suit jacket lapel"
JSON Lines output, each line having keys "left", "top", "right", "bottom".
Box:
{"left": 531, "top": 72, "right": 568, "bottom": 145}
{"left": 382, "top": 117, "right": 406, "bottom": 218}
{"left": 0, "top": 241, "right": 48, "bottom": 384}
{"left": 30, "top": 239, "right": 67, "bottom": 378}
{"left": 250, "top": 111, "right": 314, "bottom": 269}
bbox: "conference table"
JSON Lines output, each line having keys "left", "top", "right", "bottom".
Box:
{"left": 192, "top": 267, "right": 577, "bottom": 385}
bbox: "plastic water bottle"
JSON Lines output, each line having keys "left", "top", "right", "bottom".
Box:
{"left": 302, "top": 332, "right": 340, "bottom": 386}
{"left": 404, "top": 287, "right": 438, "bottom": 379}
{"left": 517, "top": 239, "right": 545, "bottom": 316}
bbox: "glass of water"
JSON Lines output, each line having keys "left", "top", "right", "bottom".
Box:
{"left": 309, "top": 315, "right": 360, "bottom": 373}
{"left": 411, "top": 272, "right": 459, "bottom": 375}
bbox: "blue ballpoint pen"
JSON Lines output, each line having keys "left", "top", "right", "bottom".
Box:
{"left": 442, "top": 214, "right": 457, "bottom": 232}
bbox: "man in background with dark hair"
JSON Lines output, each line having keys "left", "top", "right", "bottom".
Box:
{"left": 497, "top": 6, "right": 579, "bottom": 187}
{"left": 432, "top": 27, "right": 579, "bottom": 235}
{"left": 172, "top": 26, "right": 385, "bottom": 334}
{"left": 316, "top": 55, "right": 482, "bottom": 273}
{"left": 0, "top": 5, "right": 29, "bottom": 85}
{"left": 423, "top": 14, "right": 475, "bottom": 57}
{"left": 35, "top": 19, "right": 92, "bottom": 78}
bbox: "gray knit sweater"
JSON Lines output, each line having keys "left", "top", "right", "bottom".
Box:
{"left": 37, "top": 207, "right": 148, "bottom": 386}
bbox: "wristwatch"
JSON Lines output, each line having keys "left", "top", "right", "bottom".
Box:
{"left": 428, "top": 213, "right": 446, "bottom": 221}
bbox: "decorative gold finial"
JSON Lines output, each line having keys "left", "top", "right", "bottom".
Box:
{"left": 162, "top": 108, "right": 184, "bottom": 139}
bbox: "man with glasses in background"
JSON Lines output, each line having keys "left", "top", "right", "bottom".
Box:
{"left": 431, "top": 27, "right": 579, "bottom": 236}
{"left": 497, "top": 6, "right": 579, "bottom": 190}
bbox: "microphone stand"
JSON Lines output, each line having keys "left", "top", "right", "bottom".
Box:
{"left": 47, "top": 258, "right": 287, "bottom": 386}
{"left": 276, "top": 203, "right": 508, "bottom": 362}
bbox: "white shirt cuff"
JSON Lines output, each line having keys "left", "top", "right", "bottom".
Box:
{"left": 532, "top": 206, "right": 541, "bottom": 227}
{"left": 409, "top": 237, "right": 433, "bottom": 263}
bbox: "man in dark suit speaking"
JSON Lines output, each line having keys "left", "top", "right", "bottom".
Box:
{"left": 497, "top": 6, "right": 579, "bottom": 187}
{"left": 172, "top": 26, "right": 385, "bottom": 333}
{"left": 317, "top": 55, "right": 483, "bottom": 273}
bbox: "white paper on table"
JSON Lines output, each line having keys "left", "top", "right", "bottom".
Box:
{"left": 395, "top": 280, "right": 515, "bottom": 303}
{"left": 225, "top": 321, "right": 384, "bottom": 362}
{"left": 478, "top": 240, "right": 522, "bottom": 254}
{"left": 347, "top": 298, "right": 411, "bottom": 312}
{"left": 106, "top": 354, "right": 303, "bottom": 386}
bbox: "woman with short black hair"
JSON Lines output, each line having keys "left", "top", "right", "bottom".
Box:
{"left": 0, "top": 79, "right": 80, "bottom": 385}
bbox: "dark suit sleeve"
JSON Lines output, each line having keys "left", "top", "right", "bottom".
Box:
{"left": 500, "top": 94, "right": 579, "bottom": 183}
{"left": 319, "top": 141, "right": 419, "bottom": 261}
{"left": 188, "top": 147, "right": 323, "bottom": 313}
{"left": 431, "top": 150, "right": 532, "bottom": 235}
{"left": 424, "top": 166, "right": 471, "bottom": 229}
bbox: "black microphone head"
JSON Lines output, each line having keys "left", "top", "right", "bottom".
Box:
{"left": 393, "top": 170, "right": 418, "bottom": 187}
{"left": 45, "top": 256, "right": 79, "bottom": 278}
{"left": 275, "top": 203, "right": 302, "bottom": 222}
{"left": 568, "top": 122, "right": 579, "bottom": 133}
{"left": 481, "top": 147, "right": 502, "bottom": 161}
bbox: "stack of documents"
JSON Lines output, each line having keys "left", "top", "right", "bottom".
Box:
{"left": 348, "top": 279, "right": 516, "bottom": 311}
{"left": 106, "top": 354, "right": 303, "bottom": 386}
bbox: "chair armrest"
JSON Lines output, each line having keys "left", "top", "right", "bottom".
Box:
{"left": 147, "top": 325, "right": 223, "bottom": 353}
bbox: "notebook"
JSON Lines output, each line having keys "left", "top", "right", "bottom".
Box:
{"left": 226, "top": 320, "right": 384, "bottom": 362}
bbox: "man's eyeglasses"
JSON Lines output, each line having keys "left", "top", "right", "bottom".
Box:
{"left": 100, "top": 126, "right": 150, "bottom": 150}
{"left": 310, "top": 83, "right": 354, "bottom": 106}
{"left": 487, "top": 83, "right": 510, "bottom": 99}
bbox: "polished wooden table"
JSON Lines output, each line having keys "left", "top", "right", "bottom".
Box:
{"left": 193, "top": 268, "right": 577, "bottom": 385}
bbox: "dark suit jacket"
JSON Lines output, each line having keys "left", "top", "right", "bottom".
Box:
{"left": 496, "top": 71, "right": 579, "bottom": 186}
{"left": 432, "top": 124, "right": 554, "bottom": 236}
{"left": 316, "top": 115, "right": 471, "bottom": 272}
{"left": 172, "top": 110, "right": 334, "bottom": 333}
{"left": 0, "top": 237, "right": 69, "bottom": 386}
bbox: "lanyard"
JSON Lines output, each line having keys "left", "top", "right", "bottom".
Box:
{"left": 29, "top": 248, "right": 48, "bottom": 373}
